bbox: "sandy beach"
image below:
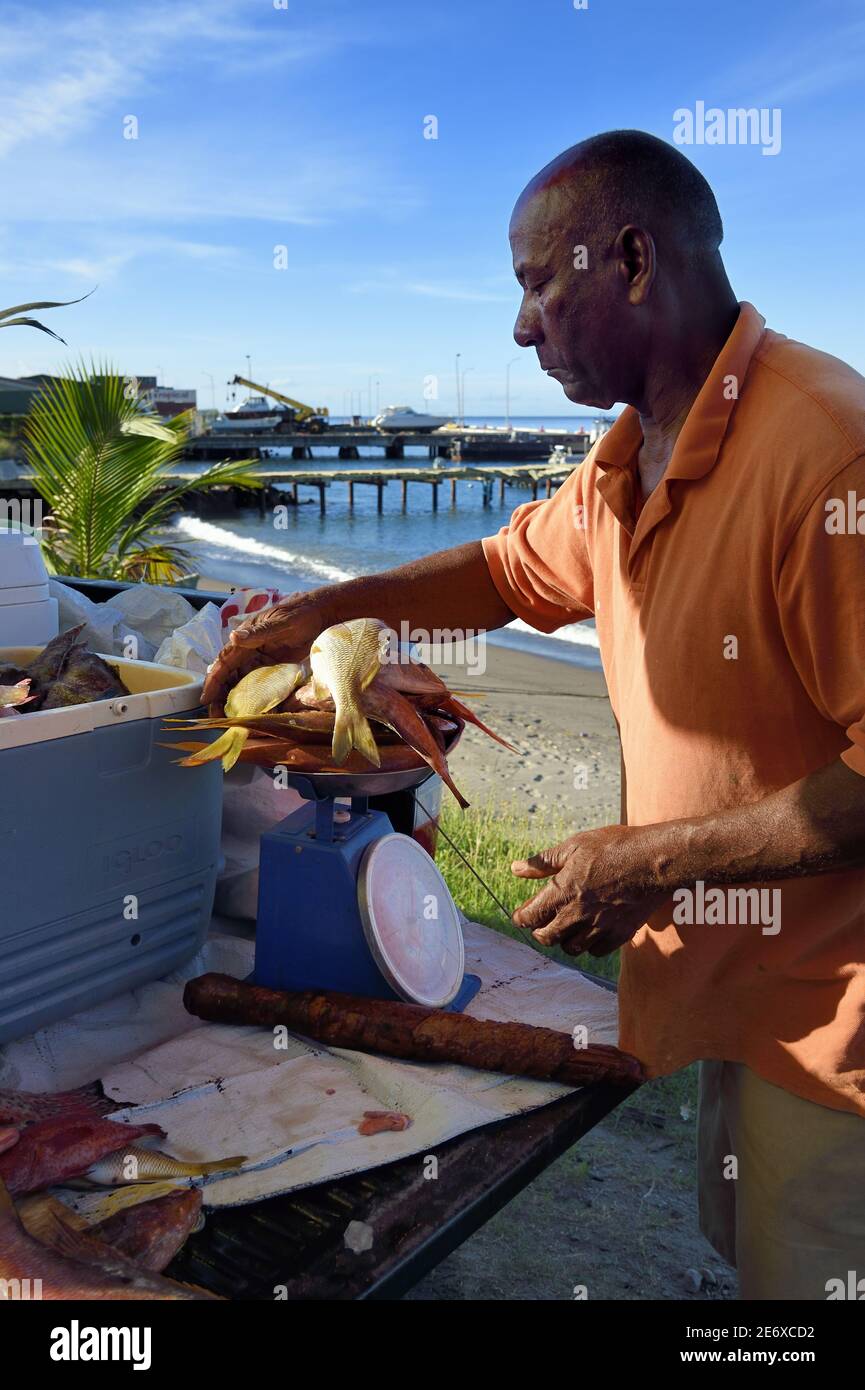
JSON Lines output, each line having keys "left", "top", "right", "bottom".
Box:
{"left": 432, "top": 642, "right": 621, "bottom": 829}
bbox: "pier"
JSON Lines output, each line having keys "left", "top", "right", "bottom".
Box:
{"left": 184, "top": 424, "right": 593, "bottom": 464}
{"left": 0, "top": 454, "right": 580, "bottom": 519}
{"left": 186, "top": 459, "right": 574, "bottom": 516}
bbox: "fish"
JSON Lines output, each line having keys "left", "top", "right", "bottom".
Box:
{"left": 24, "top": 623, "right": 86, "bottom": 691}
{"left": 439, "top": 694, "right": 518, "bottom": 752}
{"left": 175, "top": 661, "right": 308, "bottom": 772}
{"left": 0, "top": 1176, "right": 217, "bottom": 1300}
{"left": 169, "top": 709, "right": 402, "bottom": 746}
{"left": 0, "top": 1127, "right": 19, "bottom": 1155}
{"left": 361, "top": 676, "right": 470, "bottom": 808}
{"left": 41, "top": 649, "right": 129, "bottom": 709}
{"left": 0, "top": 677, "right": 33, "bottom": 709}
{"left": 90, "top": 1188, "right": 203, "bottom": 1272}
{"left": 72, "top": 1144, "right": 247, "bottom": 1187}
{"left": 0, "top": 1115, "right": 165, "bottom": 1195}
{"left": 0, "top": 1082, "right": 120, "bottom": 1129}
{"left": 21, "top": 1187, "right": 204, "bottom": 1274}
{"left": 309, "top": 618, "right": 389, "bottom": 766}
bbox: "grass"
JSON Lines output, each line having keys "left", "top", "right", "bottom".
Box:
{"left": 436, "top": 800, "right": 699, "bottom": 1124}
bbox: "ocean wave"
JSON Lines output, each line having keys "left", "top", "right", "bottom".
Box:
{"left": 507, "top": 616, "right": 599, "bottom": 650}
{"left": 172, "top": 516, "right": 354, "bottom": 585}
{"left": 172, "top": 516, "right": 600, "bottom": 658}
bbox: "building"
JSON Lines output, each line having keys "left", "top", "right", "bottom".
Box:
{"left": 136, "top": 376, "right": 197, "bottom": 419}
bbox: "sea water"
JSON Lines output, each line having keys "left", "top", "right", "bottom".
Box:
{"left": 169, "top": 416, "right": 606, "bottom": 669}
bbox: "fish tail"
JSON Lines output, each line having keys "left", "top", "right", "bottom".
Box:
{"left": 332, "top": 708, "right": 381, "bottom": 768}
{"left": 177, "top": 727, "right": 248, "bottom": 772}
{"left": 197, "top": 1154, "right": 246, "bottom": 1176}
{"left": 442, "top": 695, "right": 518, "bottom": 752}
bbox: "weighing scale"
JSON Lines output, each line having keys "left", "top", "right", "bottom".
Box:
{"left": 253, "top": 738, "right": 481, "bottom": 1012}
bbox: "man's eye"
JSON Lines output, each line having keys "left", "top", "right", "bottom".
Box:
{"left": 530, "top": 279, "right": 551, "bottom": 295}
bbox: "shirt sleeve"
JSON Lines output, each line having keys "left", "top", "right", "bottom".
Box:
{"left": 481, "top": 462, "right": 595, "bottom": 634}
{"left": 777, "top": 455, "right": 865, "bottom": 777}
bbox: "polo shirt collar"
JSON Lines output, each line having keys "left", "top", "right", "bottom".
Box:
{"left": 591, "top": 302, "right": 766, "bottom": 536}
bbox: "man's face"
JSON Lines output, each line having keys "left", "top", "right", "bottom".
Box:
{"left": 509, "top": 182, "right": 625, "bottom": 410}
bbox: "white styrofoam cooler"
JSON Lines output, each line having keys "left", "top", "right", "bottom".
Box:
{"left": 0, "top": 644, "right": 223, "bottom": 1043}
{"left": 0, "top": 528, "right": 59, "bottom": 646}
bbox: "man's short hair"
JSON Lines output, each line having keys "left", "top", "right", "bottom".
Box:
{"left": 536, "top": 129, "right": 724, "bottom": 259}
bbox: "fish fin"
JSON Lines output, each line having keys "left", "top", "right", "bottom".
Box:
{"left": 198, "top": 1154, "right": 247, "bottom": 1175}
{"left": 177, "top": 728, "right": 248, "bottom": 772}
{"left": 442, "top": 696, "right": 518, "bottom": 752}
{"left": 331, "top": 710, "right": 381, "bottom": 767}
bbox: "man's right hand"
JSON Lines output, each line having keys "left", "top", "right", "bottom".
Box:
{"left": 202, "top": 588, "right": 334, "bottom": 713}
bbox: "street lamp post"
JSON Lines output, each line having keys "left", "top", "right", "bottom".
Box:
{"left": 375, "top": 379, "right": 381, "bottom": 414}
{"left": 201, "top": 372, "right": 216, "bottom": 411}
{"left": 461, "top": 367, "right": 475, "bottom": 425}
{"left": 505, "top": 356, "right": 520, "bottom": 430}
{"left": 455, "top": 352, "right": 461, "bottom": 423}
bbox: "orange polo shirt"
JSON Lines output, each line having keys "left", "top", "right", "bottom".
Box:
{"left": 483, "top": 303, "right": 865, "bottom": 1116}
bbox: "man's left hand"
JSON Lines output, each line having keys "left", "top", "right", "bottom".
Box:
{"left": 511, "top": 824, "right": 670, "bottom": 957}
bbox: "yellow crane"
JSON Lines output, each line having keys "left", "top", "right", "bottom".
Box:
{"left": 230, "top": 376, "right": 329, "bottom": 432}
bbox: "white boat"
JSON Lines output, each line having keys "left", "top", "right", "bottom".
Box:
{"left": 373, "top": 405, "right": 451, "bottom": 433}
{"left": 210, "top": 396, "right": 292, "bottom": 432}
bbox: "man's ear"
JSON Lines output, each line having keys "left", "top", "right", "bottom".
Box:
{"left": 615, "top": 224, "right": 655, "bottom": 305}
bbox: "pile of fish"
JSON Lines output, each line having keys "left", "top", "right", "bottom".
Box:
{"left": 0, "top": 1084, "right": 244, "bottom": 1300}
{"left": 167, "top": 617, "right": 515, "bottom": 807}
{"left": 0, "top": 624, "right": 129, "bottom": 716}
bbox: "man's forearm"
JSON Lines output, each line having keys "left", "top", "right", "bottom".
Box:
{"left": 639, "top": 758, "right": 865, "bottom": 891}
{"left": 314, "top": 540, "right": 515, "bottom": 635}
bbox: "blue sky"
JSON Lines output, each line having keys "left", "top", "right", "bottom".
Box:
{"left": 0, "top": 0, "right": 862, "bottom": 416}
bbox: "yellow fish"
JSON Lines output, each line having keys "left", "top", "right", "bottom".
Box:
{"left": 309, "top": 618, "right": 389, "bottom": 766}
{"left": 70, "top": 1145, "right": 246, "bottom": 1187}
{"left": 176, "top": 661, "right": 308, "bottom": 772}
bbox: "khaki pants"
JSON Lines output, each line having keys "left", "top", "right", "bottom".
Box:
{"left": 697, "top": 1061, "right": 865, "bottom": 1300}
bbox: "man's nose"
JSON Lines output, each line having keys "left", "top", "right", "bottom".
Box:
{"left": 513, "top": 299, "right": 540, "bottom": 349}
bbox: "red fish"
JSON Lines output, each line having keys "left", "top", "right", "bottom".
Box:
{"left": 0, "top": 1127, "right": 19, "bottom": 1155}
{"left": 92, "top": 1189, "right": 203, "bottom": 1273}
{"left": 0, "top": 1177, "right": 216, "bottom": 1301}
{"left": 0, "top": 1083, "right": 119, "bottom": 1129}
{"left": 0, "top": 1115, "right": 164, "bottom": 1195}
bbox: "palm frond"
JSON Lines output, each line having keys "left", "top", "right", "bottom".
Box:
{"left": 0, "top": 291, "right": 94, "bottom": 344}
{"left": 24, "top": 363, "right": 259, "bottom": 582}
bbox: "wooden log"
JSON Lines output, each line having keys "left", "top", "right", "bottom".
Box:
{"left": 348, "top": 479, "right": 354, "bottom": 510}
{"left": 401, "top": 478, "right": 408, "bottom": 511}
{"left": 450, "top": 478, "right": 457, "bottom": 506}
{"left": 377, "top": 481, "right": 384, "bottom": 514}
{"left": 183, "top": 974, "right": 645, "bottom": 1088}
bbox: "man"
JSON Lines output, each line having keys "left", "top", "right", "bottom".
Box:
{"left": 205, "top": 131, "right": 865, "bottom": 1301}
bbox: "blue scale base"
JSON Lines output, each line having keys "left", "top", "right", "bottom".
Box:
{"left": 254, "top": 796, "right": 480, "bottom": 1011}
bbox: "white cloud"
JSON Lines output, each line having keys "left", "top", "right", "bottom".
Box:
{"left": 351, "top": 277, "right": 511, "bottom": 303}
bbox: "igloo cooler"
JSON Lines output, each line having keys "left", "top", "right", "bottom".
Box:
{"left": 0, "top": 647, "right": 222, "bottom": 1042}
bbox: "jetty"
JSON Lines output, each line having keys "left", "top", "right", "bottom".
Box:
{"left": 188, "top": 459, "right": 573, "bottom": 516}
{"left": 185, "top": 424, "right": 593, "bottom": 463}
{"left": 0, "top": 451, "right": 582, "bottom": 520}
